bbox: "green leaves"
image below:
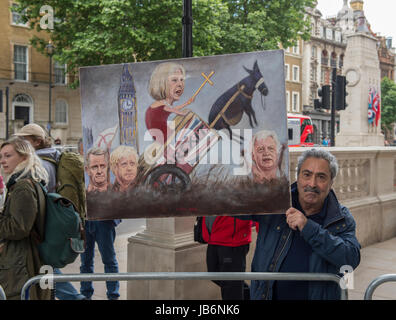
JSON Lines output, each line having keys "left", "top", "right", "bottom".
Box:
{"left": 16, "top": 0, "right": 314, "bottom": 88}
{"left": 381, "top": 77, "right": 396, "bottom": 136}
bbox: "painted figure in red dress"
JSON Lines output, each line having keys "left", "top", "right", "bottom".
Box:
{"left": 145, "top": 62, "right": 195, "bottom": 144}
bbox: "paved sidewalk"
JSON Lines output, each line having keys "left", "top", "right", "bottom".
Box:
{"left": 62, "top": 232, "right": 130, "bottom": 300}
{"left": 349, "top": 237, "right": 396, "bottom": 300}
{"left": 62, "top": 233, "right": 396, "bottom": 300}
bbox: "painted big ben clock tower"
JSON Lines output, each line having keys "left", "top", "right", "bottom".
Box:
{"left": 118, "top": 64, "right": 139, "bottom": 151}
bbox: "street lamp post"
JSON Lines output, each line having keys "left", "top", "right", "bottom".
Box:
{"left": 182, "top": 0, "right": 193, "bottom": 58}
{"left": 46, "top": 41, "right": 54, "bottom": 137}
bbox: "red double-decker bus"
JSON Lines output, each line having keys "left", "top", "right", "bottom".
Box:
{"left": 287, "top": 113, "right": 314, "bottom": 147}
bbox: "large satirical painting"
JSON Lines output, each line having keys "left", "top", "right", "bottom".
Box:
{"left": 80, "top": 50, "right": 291, "bottom": 220}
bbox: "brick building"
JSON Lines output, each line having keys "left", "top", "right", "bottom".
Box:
{"left": 0, "top": 0, "right": 82, "bottom": 144}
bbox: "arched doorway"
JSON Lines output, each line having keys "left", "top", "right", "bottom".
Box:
{"left": 12, "top": 93, "right": 33, "bottom": 125}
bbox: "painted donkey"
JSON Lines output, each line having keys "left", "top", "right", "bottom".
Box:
{"left": 208, "top": 60, "right": 269, "bottom": 142}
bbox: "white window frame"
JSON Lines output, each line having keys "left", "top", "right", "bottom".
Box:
{"left": 335, "top": 31, "right": 342, "bottom": 42}
{"left": 292, "top": 41, "right": 300, "bottom": 55}
{"left": 55, "top": 99, "right": 68, "bottom": 124}
{"left": 326, "top": 28, "right": 333, "bottom": 40}
{"left": 11, "top": 3, "right": 28, "bottom": 27}
{"left": 292, "top": 65, "right": 300, "bottom": 82}
{"left": 286, "top": 91, "right": 290, "bottom": 112}
{"left": 292, "top": 91, "right": 300, "bottom": 112}
{"left": 285, "top": 64, "right": 290, "bottom": 81}
{"left": 320, "top": 26, "right": 325, "bottom": 38}
{"left": 311, "top": 46, "right": 317, "bottom": 59}
{"left": 311, "top": 66, "right": 317, "bottom": 81}
{"left": 13, "top": 45, "right": 29, "bottom": 82}
{"left": 54, "top": 61, "right": 67, "bottom": 85}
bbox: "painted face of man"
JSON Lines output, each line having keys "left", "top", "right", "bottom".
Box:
{"left": 0, "top": 144, "right": 27, "bottom": 174}
{"left": 297, "top": 157, "right": 333, "bottom": 212}
{"left": 86, "top": 154, "right": 108, "bottom": 188}
{"left": 115, "top": 154, "right": 137, "bottom": 186}
{"left": 166, "top": 69, "right": 185, "bottom": 103}
{"left": 254, "top": 136, "right": 278, "bottom": 172}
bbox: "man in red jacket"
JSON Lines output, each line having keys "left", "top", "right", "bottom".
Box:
{"left": 202, "top": 216, "right": 252, "bottom": 300}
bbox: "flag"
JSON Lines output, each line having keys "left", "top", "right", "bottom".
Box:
{"left": 94, "top": 124, "right": 118, "bottom": 150}
{"left": 368, "top": 87, "right": 381, "bottom": 127}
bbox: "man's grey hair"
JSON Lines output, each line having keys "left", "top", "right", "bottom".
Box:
{"left": 252, "top": 130, "right": 281, "bottom": 153}
{"left": 297, "top": 148, "right": 339, "bottom": 180}
{"left": 85, "top": 146, "right": 109, "bottom": 167}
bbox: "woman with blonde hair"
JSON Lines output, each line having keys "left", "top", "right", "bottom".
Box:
{"left": 145, "top": 62, "right": 195, "bottom": 144}
{"left": 0, "top": 137, "right": 50, "bottom": 300}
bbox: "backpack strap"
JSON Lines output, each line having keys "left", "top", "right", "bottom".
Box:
{"left": 25, "top": 179, "right": 47, "bottom": 244}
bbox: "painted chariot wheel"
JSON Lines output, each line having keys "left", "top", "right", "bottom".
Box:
{"left": 146, "top": 164, "right": 191, "bottom": 193}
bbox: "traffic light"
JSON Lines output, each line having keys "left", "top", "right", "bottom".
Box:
{"left": 314, "top": 98, "right": 321, "bottom": 110}
{"left": 335, "top": 75, "right": 348, "bottom": 110}
{"left": 315, "top": 85, "right": 331, "bottom": 110}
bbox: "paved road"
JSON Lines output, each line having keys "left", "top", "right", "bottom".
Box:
{"left": 62, "top": 218, "right": 145, "bottom": 300}
{"left": 349, "top": 237, "right": 396, "bottom": 300}
{"left": 116, "top": 218, "right": 146, "bottom": 235}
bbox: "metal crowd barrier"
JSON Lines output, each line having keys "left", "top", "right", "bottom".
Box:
{"left": 0, "top": 285, "right": 6, "bottom": 300}
{"left": 21, "top": 272, "right": 347, "bottom": 300}
{"left": 364, "top": 274, "right": 396, "bottom": 300}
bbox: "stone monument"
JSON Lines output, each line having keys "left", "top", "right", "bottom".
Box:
{"left": 126, "top": 217, "right": 220, "bottom": 299}
{"left": 337, "top": 1, "right": 384, "bottom": 146}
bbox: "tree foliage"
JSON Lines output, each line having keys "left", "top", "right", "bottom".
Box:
{"left": 15, "top": 0, "right": 315, "bottom": 88}
{"left": 381, "top": 77, "right": 396, "bottom": 139}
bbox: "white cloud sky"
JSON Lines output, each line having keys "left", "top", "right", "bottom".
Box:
{"left": 316, "top": 0, "right": 396, "bottom": 47}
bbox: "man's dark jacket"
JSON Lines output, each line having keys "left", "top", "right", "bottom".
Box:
{"left": 239, "top": 182, "right": 361, "bottom": 300}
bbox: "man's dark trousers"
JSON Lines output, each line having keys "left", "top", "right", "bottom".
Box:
{"left": 206, "top": 244, "right": 249, "bottom": 300}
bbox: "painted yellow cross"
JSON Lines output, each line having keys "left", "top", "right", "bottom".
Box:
{"left": 191, "top": 71, "right": 215, "bottom": 100}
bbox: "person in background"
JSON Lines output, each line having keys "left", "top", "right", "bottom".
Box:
{"left": 82, "top": 147, "right": 120, "bottom": 300}
{"left": 202, "top": 216, "right": 252, "bottom": 300}
{"left": 237, "top": 148, "right": 361, "bottom": 300}
{"left": 14, "top": 124, "right": 59, "bottom": 192}
{"left": 14, "top": 123, "right": 86, "bottom": 300}
{"left": 0, "top": 137, "right": 50, "bottom": 300}
{"left": 78, "top": 138, "right": 84, "bottom": 156}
